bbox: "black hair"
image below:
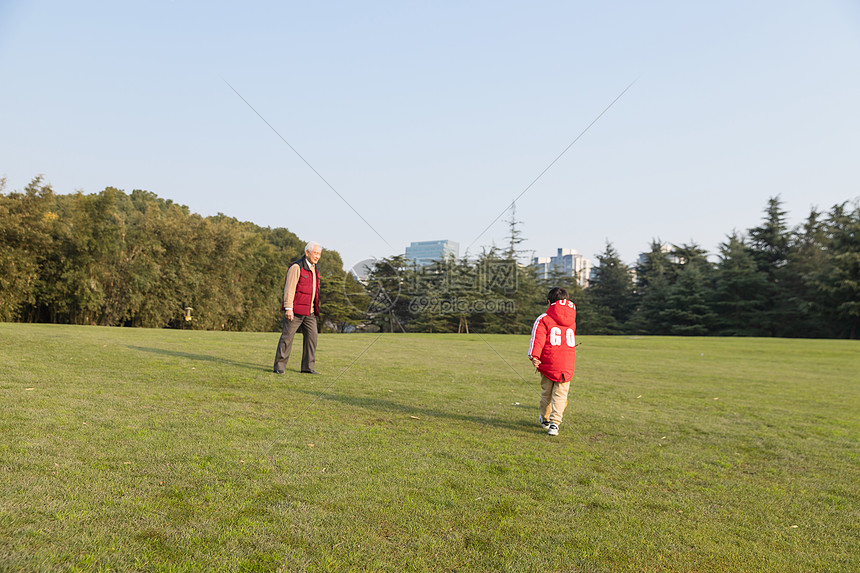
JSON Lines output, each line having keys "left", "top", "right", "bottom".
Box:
{"left": 547, "top": 287, "right": 569, "bottom": 303}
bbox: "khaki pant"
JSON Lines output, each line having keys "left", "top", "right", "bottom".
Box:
{"left": 540, "top": 374, "right": 570, "bottom": 425}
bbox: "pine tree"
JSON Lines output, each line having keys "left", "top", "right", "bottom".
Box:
{"left": 747, "top": 197, "right": 793, "bottom": 336}
{"left": 660, "top": 264, "right": 715, "bottom": 335}
{"left": 366, "top": 255, "right": 409, "bottom": 332}
{"left": 628, "top": 240, "right": 673, "bottom": 334}
{"left": 710, "top": 233, "right": 769, "bottom": 336}
{"left": 586, "top": 242, "right": 635, "bottom": 333}
{"left": 810, "top": 201, "right": 860, "bottom": 338}
{"left": 781, "top": 208, "right": 830, "bottom": 337}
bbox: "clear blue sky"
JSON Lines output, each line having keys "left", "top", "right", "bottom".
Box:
{"left": 2, "top": 1, "right": 858, "bottom": 269}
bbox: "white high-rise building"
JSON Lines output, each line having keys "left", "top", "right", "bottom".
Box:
{"left": 532, "top": 248, "right": 592, "bottom": 288}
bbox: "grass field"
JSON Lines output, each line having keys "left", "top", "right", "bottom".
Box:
{"left": 0, "top": 323, "right": 857, "bottom": 572}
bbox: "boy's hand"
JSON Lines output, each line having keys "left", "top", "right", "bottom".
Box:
{"left": 529, "top": 356, "right": 541, "bottom": 368}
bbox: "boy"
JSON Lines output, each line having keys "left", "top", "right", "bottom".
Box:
{"left": 527, "top": 287, "right": 577, "bottom": 436}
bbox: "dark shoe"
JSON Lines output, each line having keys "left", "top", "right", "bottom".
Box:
{"left": 273, "top": 369, "right": 285, "bottom": 374}
{"left": 301, "top": 370, "right": 321, "bottom": 374}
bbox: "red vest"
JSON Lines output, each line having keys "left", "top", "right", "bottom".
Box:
{"left": 288, "top": 258, "right": 320, "bottom": 316}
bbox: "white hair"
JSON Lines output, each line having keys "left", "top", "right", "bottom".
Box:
{"left": 305, "top": 241, "right": 321, "bottom": 253}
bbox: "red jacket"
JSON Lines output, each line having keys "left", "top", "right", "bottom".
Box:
{"left": 528, "top": 299, "right": 577, "bottom": 383}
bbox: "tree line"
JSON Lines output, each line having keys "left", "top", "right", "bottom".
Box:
{"left": 2, "top": 177, "right": 857, "bottom": 338}
{"left": 361, "top": 198, "right": 859, "bottom": 339}
{"left": 586, "top": 198, "right": 859, "bottom": 339}
{"left": 0, "top": 177, "right": 361, "bottom": 331}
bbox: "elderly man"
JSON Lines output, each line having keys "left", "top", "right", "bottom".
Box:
{"left": 273, "top": 241, "right": 322, "bottom": 374}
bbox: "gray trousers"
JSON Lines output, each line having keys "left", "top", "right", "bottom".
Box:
{"left": 273, "top": 314, "right": 318, "bottom": 373}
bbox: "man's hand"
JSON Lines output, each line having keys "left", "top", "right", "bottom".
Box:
{"left": 286, "top": 309, "right": 294, "bottom": 321}
{"left": 530, "top": 356, "right": 541, "bottom": 368}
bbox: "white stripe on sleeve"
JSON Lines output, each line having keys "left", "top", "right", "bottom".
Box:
{"left": 528, "top": 313, "right": 547, "bottom": 356}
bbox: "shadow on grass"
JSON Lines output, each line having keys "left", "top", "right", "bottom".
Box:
{"left": 292, "top": 389, "right": 537, "bottom": 434}
{"left": 127, "top": 346, "right": 271, "bottom": 372}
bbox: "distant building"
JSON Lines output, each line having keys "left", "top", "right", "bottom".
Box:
{"left": 532, "top": 257, "right": 552, "bottom": 279}
{"left": 637, "top": 243, "right": 683, "bottom": 266}
{"left": 532, "top": 248, "right": 592, "bottom": 288}
{"left": 405, "top": 239, "right": 459, "bottom": 266}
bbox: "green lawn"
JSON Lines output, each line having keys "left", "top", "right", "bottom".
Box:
{"left": 0, "top": 323, "right": 857, "bottom": 572}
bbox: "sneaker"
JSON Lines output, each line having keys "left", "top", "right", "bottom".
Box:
{"left": 547, "top": 424, "right": 559, "bottom": 436}
{"left": 539, "top": 415, "right": 551, "bottom": 430}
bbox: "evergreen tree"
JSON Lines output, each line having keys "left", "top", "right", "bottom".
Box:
{"left": 747, "top": 197, "right": 793, "bottom": 336}
{"left": 635, "top": 240, "right": 672, "bottom": 289}
{"left": 671, "top": 242, "right": 710, "bottom": 272}
{"left": 504, "top": 202, "right": 526, "bottom": 260}
{"left": 781, "top": 208, "right": 830, "bottom": 337}
{"left": 540, "top": 266, "right": 585, "bottom": 304}
{"left": 809, "top": 201, "right": 860, "bottom": 338}
{"left": 628, "top": 240, "right": 673, "bottom": 334}
{"left": 449, "top": 255, "right": 480, "bottom": 333}
{"left": 510, "top": 258, "right": 546, "bottom": 334}
{"left": 660, "top": 264, "right": 715, "bottom": 335}
{"left": 710, "top": 233, "right": 769, "bottom": 336}
{"left": 749, "top": 197, "right": 791, "bottom": 270}
{"left": 586, "top": 242, "right": 635, "bottom": 333}
{"left": 406, "top": 256, "right": 460, "bottom": 333}
{"left": 496, "top": 202, "right": 543, "bottom": 334}
{"left": 318, "top": 249, "right": 365, "bottom": 333}
{"left": 366, "top": 255, "right": 409, "bottom": 332}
